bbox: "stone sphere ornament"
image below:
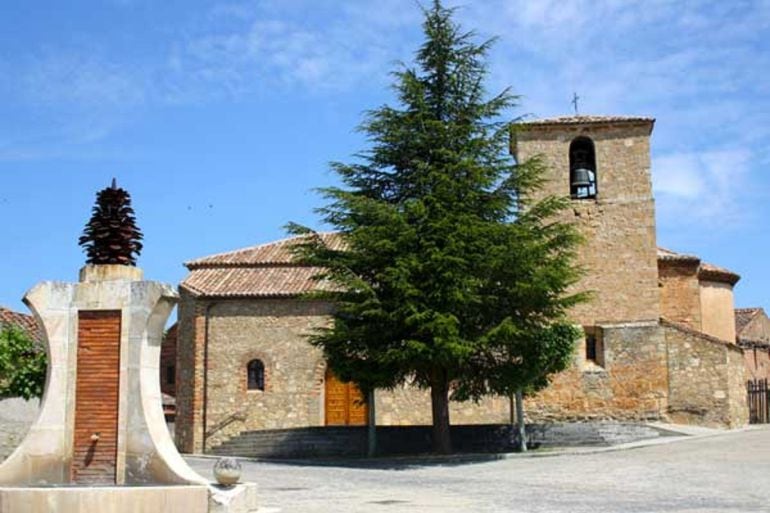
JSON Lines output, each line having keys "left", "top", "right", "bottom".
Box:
{"left": 213, "top": 457, "right": 242, "bottom": 486}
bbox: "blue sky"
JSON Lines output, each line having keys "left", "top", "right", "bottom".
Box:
{"left": 0, "top": 0, "right": 768, "bottom": 315}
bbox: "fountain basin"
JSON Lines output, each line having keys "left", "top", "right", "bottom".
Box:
{"left": 0, "top": 484, "right": 208, "bottom": 513}
{"left": 0, "top": 482, "right": 258, "bottom": 513}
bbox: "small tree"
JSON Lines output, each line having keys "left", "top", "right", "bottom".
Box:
{"left": 0, "top": 325, "right": 46, "bottom": 400}
{"left": 79, "top": 179, "right": 143, "bottom": 266}
{"left": 289, "top": 0, "right": 585, "bottom": 454}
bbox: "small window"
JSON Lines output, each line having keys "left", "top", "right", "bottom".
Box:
{"left": 569, "top": 137, "right": 597, "bottom": 199}
{"left": 584, "top": 326, "right": 604, "bottom": 367}
{"left": 586, "top": 334, "right": 598, "bottom": 362}
{"left": 166, "top": 365, "right": 175, "bottom": 385}
{"left": 247, "top": 359, "right": 265, "bottom": 391}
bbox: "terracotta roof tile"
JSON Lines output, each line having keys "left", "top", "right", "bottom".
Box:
{"left": 0, "top": 306, "right": 43, "bottom": 343}
{"left": 182, "top": 233, "right": 347, "bottom": 298}
{"left": 517, "top": 115, "right": 655, "bottom": 127}
{"left": 657, "top": 247, "right": 700, "bottom": 262}
{"left": 181, "top": 265, "right": 339, "bottom": 298}
{"left": 185, "top": 239, "right": 745, "bottom": 298}
{"left": 735, "top": 307, "right": 763, "bottom": 335}
{"left": 185, "top": 232, "right": 345, "bottom": 269}
{"left": 657, "top": 248, "right": 740, "bottom": 285}
{"left": 698, "top": 262, "right": 740, "bottom": 286}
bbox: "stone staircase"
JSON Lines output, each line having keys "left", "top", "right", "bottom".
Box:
{"left": 212, "top": 426, "right": 369, "bottom": 459}
{"left": 209, "top": 422, "right": 666, "bottom": 459}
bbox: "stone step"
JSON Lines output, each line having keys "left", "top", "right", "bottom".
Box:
{"left": 208, "top": 422, "right": 664, "bottom": 458}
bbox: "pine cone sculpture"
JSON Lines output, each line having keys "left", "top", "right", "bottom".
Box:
{"left": 79, "top": 179, "right": 143, "bottom": 266}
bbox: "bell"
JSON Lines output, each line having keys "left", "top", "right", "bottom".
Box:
{"left": 571, "top": 167, "right": 593, "bottom": 188}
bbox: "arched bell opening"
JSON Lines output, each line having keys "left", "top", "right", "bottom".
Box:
{"left": 569, "top": 136, "right": 597, "bottom": 199}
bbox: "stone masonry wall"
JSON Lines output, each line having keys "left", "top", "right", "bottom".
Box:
{"left": 201, "top": 298, "right": 510, "bottom": 448}
{"left": 727, "top": 347, "right": 749, "bottom": 426}
{"left": 664, "top": 320, "right": 747, "bottom": 428}
{"left": 525, "top": 322, "right": 668, "bottom": 422}
{"left": 202, "top": 299, "right": 332, "bottom": 450}
{"left": 514, "top": 122, "right": 659, "bottom": 326}
{"left": 180, "top": 296, "right": 514, "bottom": 451}
{"left": 174, "top": 289, "right": 205, "bottom": 453}
{"left": 658, "top": 262, "right": 702, "bottom": 331}
{"left": 376, "top": 384, "right": 509, "bottom": 426}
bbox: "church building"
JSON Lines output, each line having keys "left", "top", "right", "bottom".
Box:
{"left": 173, "top": 115, "right": 749, "bottom": 454}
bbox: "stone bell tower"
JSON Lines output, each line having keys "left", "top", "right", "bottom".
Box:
{"left": 513, "top": 116, "right": 661, "bottom": 327}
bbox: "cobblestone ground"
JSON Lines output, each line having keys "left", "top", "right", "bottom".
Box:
{"left": 187, "top": 427, "right": 770, "bottom": 513}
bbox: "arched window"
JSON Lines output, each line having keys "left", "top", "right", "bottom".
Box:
{"left": 247, "top": 359, "right": 265, "bottom": 391}
{"left": 569, "top": 137, "right": 597, "bottom": 199}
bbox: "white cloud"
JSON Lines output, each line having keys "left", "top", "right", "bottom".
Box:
{"left": 653, "top": 149, "right": 752, "bottom": 224}
{"left": 158, "top": 0, "right": 422, "bottom": 100}
{"left": 654, "top": 154, "right": 704, "bottom": 199}
{"left": 3, "top": 0, "right": 768, "bottom": 194}
{"left": 23, "top": 52, "right": 145, "bottom": 108}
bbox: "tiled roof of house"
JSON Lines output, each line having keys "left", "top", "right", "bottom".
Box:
{"left": 698, "top": 262, "right": 741, "bottom": 286}
{"left": 183, "top": 237, "right": 744, "bottom": 298}
{"left": 657, "top": 248, "right": 740, "bottom": 285}
{"left": 516, "top": 115, "right": 655, "bottom": 128}
{"left": 656, "top": 247, "right": 700, "bottom": 263}
{"left": 182, "top": 265, "right": 338, "bottom": 298}
{"left": 735, "top": 307, "right": 763, "bottom": 336}
{"left": 181, "top": 233, "right": 344, "bottom": 298}
{"left": 185, "top": 232, "right": 345, "bottom": 269}
{"left": 0, "top": 306, "right": 43, "bottom": 343}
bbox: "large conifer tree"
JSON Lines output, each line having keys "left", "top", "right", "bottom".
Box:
{"left": 289, "top": 1, "right": 585, "bottom": 453}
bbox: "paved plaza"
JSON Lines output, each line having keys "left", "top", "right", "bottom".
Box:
{"left": 187, "top": 427, "right": 770, "bottom": 513}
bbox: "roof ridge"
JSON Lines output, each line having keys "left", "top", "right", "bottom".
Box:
{"left": 656, "top": 247, "right": 700, "bottom": 261}
{"left": 660, "top": 318, "right": 738, "bottom": 348}
{"left": 184, "top": 231, "right": 340, "bottom": 268}
{"left": 184, "top": 236, "right": 295, "bottom": 267}
{"left": 185, "top": 232, "right": 343, "bottom": 269}
{"left": 698, "top": 262, "right": 740, "bottom": 285}
{"left": 516, "top": 115, "right": 655, "bottom": 127}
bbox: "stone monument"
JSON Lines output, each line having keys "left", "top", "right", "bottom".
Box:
{"left": 0, "top": 181, "right": 257, "bottom": 512}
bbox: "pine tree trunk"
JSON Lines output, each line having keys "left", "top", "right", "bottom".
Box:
{"left": 367, "top": 389, "right": 377, "bottom": 458}
{"left": 515, "top": 388, "right": 527, "bottom": 452}
{"left": 430, "top": 370, "right": 452, "bottom": 454}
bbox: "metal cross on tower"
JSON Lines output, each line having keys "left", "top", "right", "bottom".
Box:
{"left": 572, "top": 92, "right": 580, "bottom": 115}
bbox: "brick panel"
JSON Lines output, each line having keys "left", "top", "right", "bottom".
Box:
{"left": 160, "top": 323, "right": 177, "bottom": 397}
{"left": 72, "top": 310, "right": 121, "bottom": 484}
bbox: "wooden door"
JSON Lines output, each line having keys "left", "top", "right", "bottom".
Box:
{"left": 324, "top": 369, "right": 368, "bottom": 426}
{"left": 71, "top": 310, "right": 122, "bottom": 484}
